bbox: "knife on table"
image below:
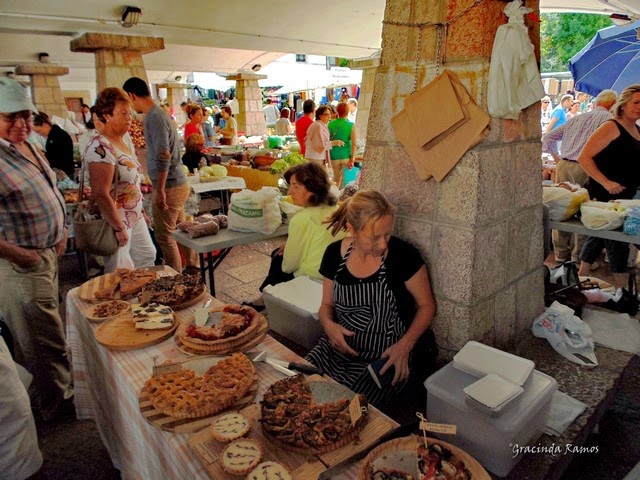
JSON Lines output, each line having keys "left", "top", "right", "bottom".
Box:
{"left": 317, "top": 420, "right": 420, "bottom": 480}
{"left": 248, "top": 351, "right": 324, "bottom": 376}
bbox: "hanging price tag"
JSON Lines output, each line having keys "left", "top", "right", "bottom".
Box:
{"left": 151, "top": 355, "right": 182, "bottom": 377}
{"left": 420, "top": 421, "right": 457, "bottom": 435}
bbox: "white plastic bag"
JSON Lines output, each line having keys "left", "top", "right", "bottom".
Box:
{"left": 228, "top": 187, "right": 282, "bottom": 234}
{"left": 580, "top": 201, "right": 626, "bottom": 230}
{"left": 542, "top": 186, "right": 589, "bottom": 221}
{"left": 532, "top": 301, "right": 598, "bottom": 367}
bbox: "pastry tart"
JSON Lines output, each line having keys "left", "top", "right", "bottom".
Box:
{"left": 246, "top": 461, "right": 292, "bottom": 480}
{"left": 210, "top": 412, "right": 250, "bottom": 443}
{"left": 220, "top": 439, "right": 262, "bottom": 476}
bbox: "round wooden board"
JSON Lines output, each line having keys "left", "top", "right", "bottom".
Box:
{"left": 94, "top": 313, "right": 178, "bottom": 351}
{"left": 85, "top": 300, "right": 131, "bottom": 323}
{"left": 357, "top": 435, "right": 490, "bottom": 480}
{"left": 166, "top": 284, "right": 206, "bottom": 311}
{"left": 138, "top": 372, "right": 258, "bottom": 433}
{"left": 174, "top": 315, "right": 269, "bottom": 356}
{"left": 78, "top": 273, "right": 119, "bottom": 303}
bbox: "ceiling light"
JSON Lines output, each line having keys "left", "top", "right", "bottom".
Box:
{"left": 175, "top": 75, "right": 182, "bottom": 82}
{"left": 610, "top": 13, "right": 634, "bottom": 26}
{"left": 121, "top": 6, "right": 142, "bottom": 28}
{"left": 38, "top": 52, "right": 50, "bottom": 63}
{"left": 251, "top": 64, "right": 262, "bottom": 72}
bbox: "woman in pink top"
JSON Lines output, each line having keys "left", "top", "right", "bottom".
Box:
{"left": 304, "top": 105, "right": 344, "bottom": 164}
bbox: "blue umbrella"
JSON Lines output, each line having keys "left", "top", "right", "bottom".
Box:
{"left": 569, "top": 20, "right": 640, "bottom": 97}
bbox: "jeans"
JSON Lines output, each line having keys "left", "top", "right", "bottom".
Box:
{"left": 580, "top": 237, "right": 637, "bottom": 273}
{"left": 152, "top": 182, "right": 197, "bottom": 272}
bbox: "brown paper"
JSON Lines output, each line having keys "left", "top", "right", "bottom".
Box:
{"left": 391, "top": 70, "right": 491, "bottom": 182}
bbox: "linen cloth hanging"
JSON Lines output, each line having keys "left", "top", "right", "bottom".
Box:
{"left": 391, "top": 69, "right": 490, "bottom": 182}
{"left": 487, "top": 0, "right": 545, "bottom": 119}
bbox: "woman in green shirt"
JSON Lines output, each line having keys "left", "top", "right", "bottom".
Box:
{"left": 328, "top": 102, "right": 357, "bottom": 187}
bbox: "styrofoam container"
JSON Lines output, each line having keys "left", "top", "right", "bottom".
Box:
{"left": 424, "top": 362, "right": 557, "bottom": 476}
{"left": 453, "top": 341, "right": 535, "bottom": 386}
{"left": 263, "top": 276, "right": 323, "bottom": 350}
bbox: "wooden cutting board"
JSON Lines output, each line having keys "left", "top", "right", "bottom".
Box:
{"left": 174, "top": 315, "right": 269, "bottom": 356}
{"left": 94, "top": 313, "right": 178, "bottom": 351}
{"left": 188, "top": 376, "right": 395, "bottom": 479}
{"left": 78, "top": 272, "right": 119, "bottom": 303}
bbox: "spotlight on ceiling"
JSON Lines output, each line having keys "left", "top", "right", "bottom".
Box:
{"left": 38, "top": 52, "right": 50, "bottom": 63}
{"left": 610, "top": 13, "right": 634, "bottom": 26}
{"left": 121, "top": 6, "right": 142, "bottom": 28}
{"left": 251, "top": 64, "right": 262, "bottom": 72}
{"left": 175, "top": 75, "right": 182, "bottom": 82}
{"left": 6, "top": 71, "right": 15, "bottom": 79}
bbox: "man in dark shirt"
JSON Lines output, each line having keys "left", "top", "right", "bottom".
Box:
{"left": 32, "top": 112, "right": 75, "bottom": 178}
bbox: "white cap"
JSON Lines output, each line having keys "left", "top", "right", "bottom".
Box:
{"left": 0, "top": 78, "right": 37, "bottom": 113}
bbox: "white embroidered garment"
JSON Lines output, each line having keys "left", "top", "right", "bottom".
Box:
{"left": 487, "top": 1, "right": 545, "bottom": 119}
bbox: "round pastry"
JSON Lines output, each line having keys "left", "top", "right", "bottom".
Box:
{"left": 221, "top": 439, "right": 262, "bottom": 476}
{"left": 246, "top": 461, "right": 292, "bottom": 480}
{"left": 211, "top": 412, "right": 250, "bottom": 443}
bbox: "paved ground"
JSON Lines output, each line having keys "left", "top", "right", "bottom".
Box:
{"left": 28, "top": 242, "right": 640, "bottom": 479}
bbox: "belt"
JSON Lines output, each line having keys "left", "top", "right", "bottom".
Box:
{"left": 561, "top": 158, "right": 578, "bottom": 162}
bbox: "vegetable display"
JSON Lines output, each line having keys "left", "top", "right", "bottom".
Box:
{"left": 269, "top": 151, "right": 304, "bottom": 174}
{"left": 199, "top": 164, "right": 228, "bottom": 179}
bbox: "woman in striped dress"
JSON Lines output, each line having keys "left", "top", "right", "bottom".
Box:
{"left": 306, "top": 190, "right": 437, "bottom": 409}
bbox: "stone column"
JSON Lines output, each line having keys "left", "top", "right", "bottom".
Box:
{"left": 15, "top": 64, "right": 69, "bottom": 118}
{"left": 365, "top": 0, "right": 544, "bottom": 357}
{"left": 348, "top": 56, "right": 380, "bottom": 146}
{"left": 156, "top": 82, "right": 189, "bottom": 126}
{"left": 70, "top": 33, "right": 164, "bottom": 93}
{"left": 225, "top": 72, "right": 267, "bottom": 136}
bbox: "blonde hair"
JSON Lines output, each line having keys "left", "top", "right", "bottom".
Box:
{"left": 613, "top": 84, "right": 640, "bottom": 117}
{"left": 325, "top": 190, "right": 396, "bottom": 236}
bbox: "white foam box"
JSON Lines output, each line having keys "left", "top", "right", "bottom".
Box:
{"left": 424, "top": 362, "right": 557, "bottom": 477}
{"left": 263, "top": 276, "right": 324, "bottom": 350}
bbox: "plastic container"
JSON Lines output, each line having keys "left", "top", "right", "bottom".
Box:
{"left": 342, "top": 166, "right": 360, "bottom": 185}
{"left": 424, "top": 362, "right": 557, "bottom": 477}
{"left": 463, "top": 374, "right": 524, "bottom": 417}
{"left": 263, "top": 276, "right": 323, "bottom": 350}
{"left": 453, "top": 340, "right": 534, "bottom": 386}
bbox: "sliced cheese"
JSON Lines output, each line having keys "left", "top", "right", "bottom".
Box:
{"left": 247, "top": 461, "right": 292, "bottom": 480}
{"left": 134, "top": 314, "right": 174, "bottom": 330}
{"left": 132, "top": 303, "right": 174, "bottom": 319}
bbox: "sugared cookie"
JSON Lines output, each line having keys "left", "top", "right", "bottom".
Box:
{"left": 246, "top": 461, "right": 292, "bottom": 480}
{"left": 211, "top": 412, "right": 250, "bottom": 443}
{"left": 221, "top": 439, "right": 262, "bottom": 476}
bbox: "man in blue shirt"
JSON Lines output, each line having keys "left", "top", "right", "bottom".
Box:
{"left": 545, "top": 94, "right": 573, "bottom": 133}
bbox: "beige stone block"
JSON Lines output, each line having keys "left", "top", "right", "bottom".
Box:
{"left": 33, "top": 87, "right": 53, "bottom": 104}
{"left": 484, "top": 116, "right": 503, "bottom": 145}
{"left": 521, "top": 102, "right": 543, "bottom": 140}
{"left": 52, "top": 89, "right": 64, "bottom": 103}
{"left": 32, "top": 76, "right": 48, "bottom": 88}
{"left": 380, "top": 25, "right": 411, "bottom": 65}
{"left": 494, "top": 285, "right": 517, "bottom": 349}
{"left": 384, "top": 146, "right": 437, "bottom": 218}
{"left": 476, "top": 146, "right": 514, "bottom": 225}
{"left": 430, "top": 299, "right": 474, "bottom": 354}
{"left": 15, "top": 65, "right": 68, "bottom": 76}
{"left": 360, "top": 144, "right": 385, "bottom": 191}
{"left": 414, "top": 0, "right": 443, "bottom": 23}
{"left": 368, "top": 68, "right": 414, "bottom": 142}
{"left": 383, "top": 0, "right": 412, "bottom": 23}
{"left": 514, "top": 143, "right": 543, "bottom": 210}
{"left": 433, "top": 225, "right": 474, "bottom": 304}
{"left": 395, "top": 218, "right": 433, "bottom": 262}
{"left": 472, "top": 221, "right": 507, "bottom": 301}
{"left": 515, "top": 268, "right": 545, "bottom": 337}
{"left": 437, "top": 153, "right": 480, "bottom": 226}
{"left": 506, "top": 206, "right": 544, "bottom": 282}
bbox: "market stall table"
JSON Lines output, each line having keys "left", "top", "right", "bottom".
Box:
{"left": 65, "top": 283, "right": 394, "bottom": 479}
{"left": 189, "top": 176, "right": 246, "bottom": 214}
{"left": 173, "top": 224, "right": 288, "bottom": 296}
{"left": 225, "top": 165, "right": 280, "bottom": 191}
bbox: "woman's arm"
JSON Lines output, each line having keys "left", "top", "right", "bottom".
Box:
{"left": 380, "top": 265, "right": 436, "bottom": 384}
{"left": 221, "top": 117, "right": 237, "bottom": 138}
{"left": 318, "top": 277, "right": 357, "bottom": 356}
{"left": 281, "top": 213, "right": 306, "bottom": 273}
{"left": 577, "top": 121, "right": 624, "bottom": 195}
{"left": 349, "top": 126, "right": 357, "bottom": 168}
{"left": 88, "top": 161, "right": 128, "bottom": 245}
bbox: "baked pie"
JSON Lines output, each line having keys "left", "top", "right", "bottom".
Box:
{"left": 417, "top": 441, "right": 471, "bottom": 480}
{"left": 220, "top": 439, "right": 262, "bottom": 476}
{"left": 260, "top": 375, "right": 368, "bottom": 454}
{"left": 175, "top": 304, "right": 263, "bottom": 352}
{"left": 94, "top": 268, "right": 157, "bottom": 300}
{"left": 141, "top": 273, "right": 204, "bottom": 307}
{"left": 246, "top": 461, "right": 292, "bottom": 480}
{"left": 210, "top": 412, "right": 250, "bottom": 443}
{"left": 142, "top": 352, "right": 255, "bottom": 418}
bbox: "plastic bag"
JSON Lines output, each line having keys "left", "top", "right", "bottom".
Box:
{"left": 580, "top": 201, "right": 626, "bottom": 230}
{"left": 623, "top": 206, "right": 640, "bottom": 235}
{"left": 542, "top": 186, "right": 589, "bottom": 221}
{"left": 228, "top": 187, "right": 282, "bottom": 234}
{"left": 532, "top": 301, "right": 598, "bottom": 367}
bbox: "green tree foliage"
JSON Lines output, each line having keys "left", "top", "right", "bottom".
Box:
{"left": 540, "top": 13, "right": 612, "bottom": 73}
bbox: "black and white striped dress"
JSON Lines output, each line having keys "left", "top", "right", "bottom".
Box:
{"left": 305, "top": 242, "right": 406, "bottom": 408}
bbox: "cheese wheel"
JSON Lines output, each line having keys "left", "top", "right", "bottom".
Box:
{"left": 211, "top": 413, "right": 250, "bottom": 443}
{"left": 221, "top": 439, "right": 262, "bottom": 476}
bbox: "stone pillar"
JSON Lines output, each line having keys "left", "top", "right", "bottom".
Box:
{"left": 349, "top": 56, "right": 380, "bottom": 147}
{"left": 15, "top": 64, "right": 69, "bottom": 118}
{"left": 157, "top": 82, "right": 189, "bottom": 126}
{"left": 225, "top": 72, "right": 267, "bottom": 136}
{"left": 70, "top": 33, "right": 164, "bottom": 93}
{"left": 365, "top": 0, "right": 544, "bottom": 358}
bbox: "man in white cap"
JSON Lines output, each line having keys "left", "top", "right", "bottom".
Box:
{"left": 0, "top": 78, "right": 72, "bottom": 469}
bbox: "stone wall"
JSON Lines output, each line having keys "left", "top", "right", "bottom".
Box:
{"left": 364, "top": 0, "right": 544, "bottom": 358}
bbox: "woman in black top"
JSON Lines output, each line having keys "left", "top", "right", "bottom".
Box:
{"left": 305, "top": 190, "right": 437, "bottom": 409}
{"left": 578, "top": 84, "right": 640, "bottom": 281}
{"left": 32, "top": 112, "right": 74, "bottom": 178}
